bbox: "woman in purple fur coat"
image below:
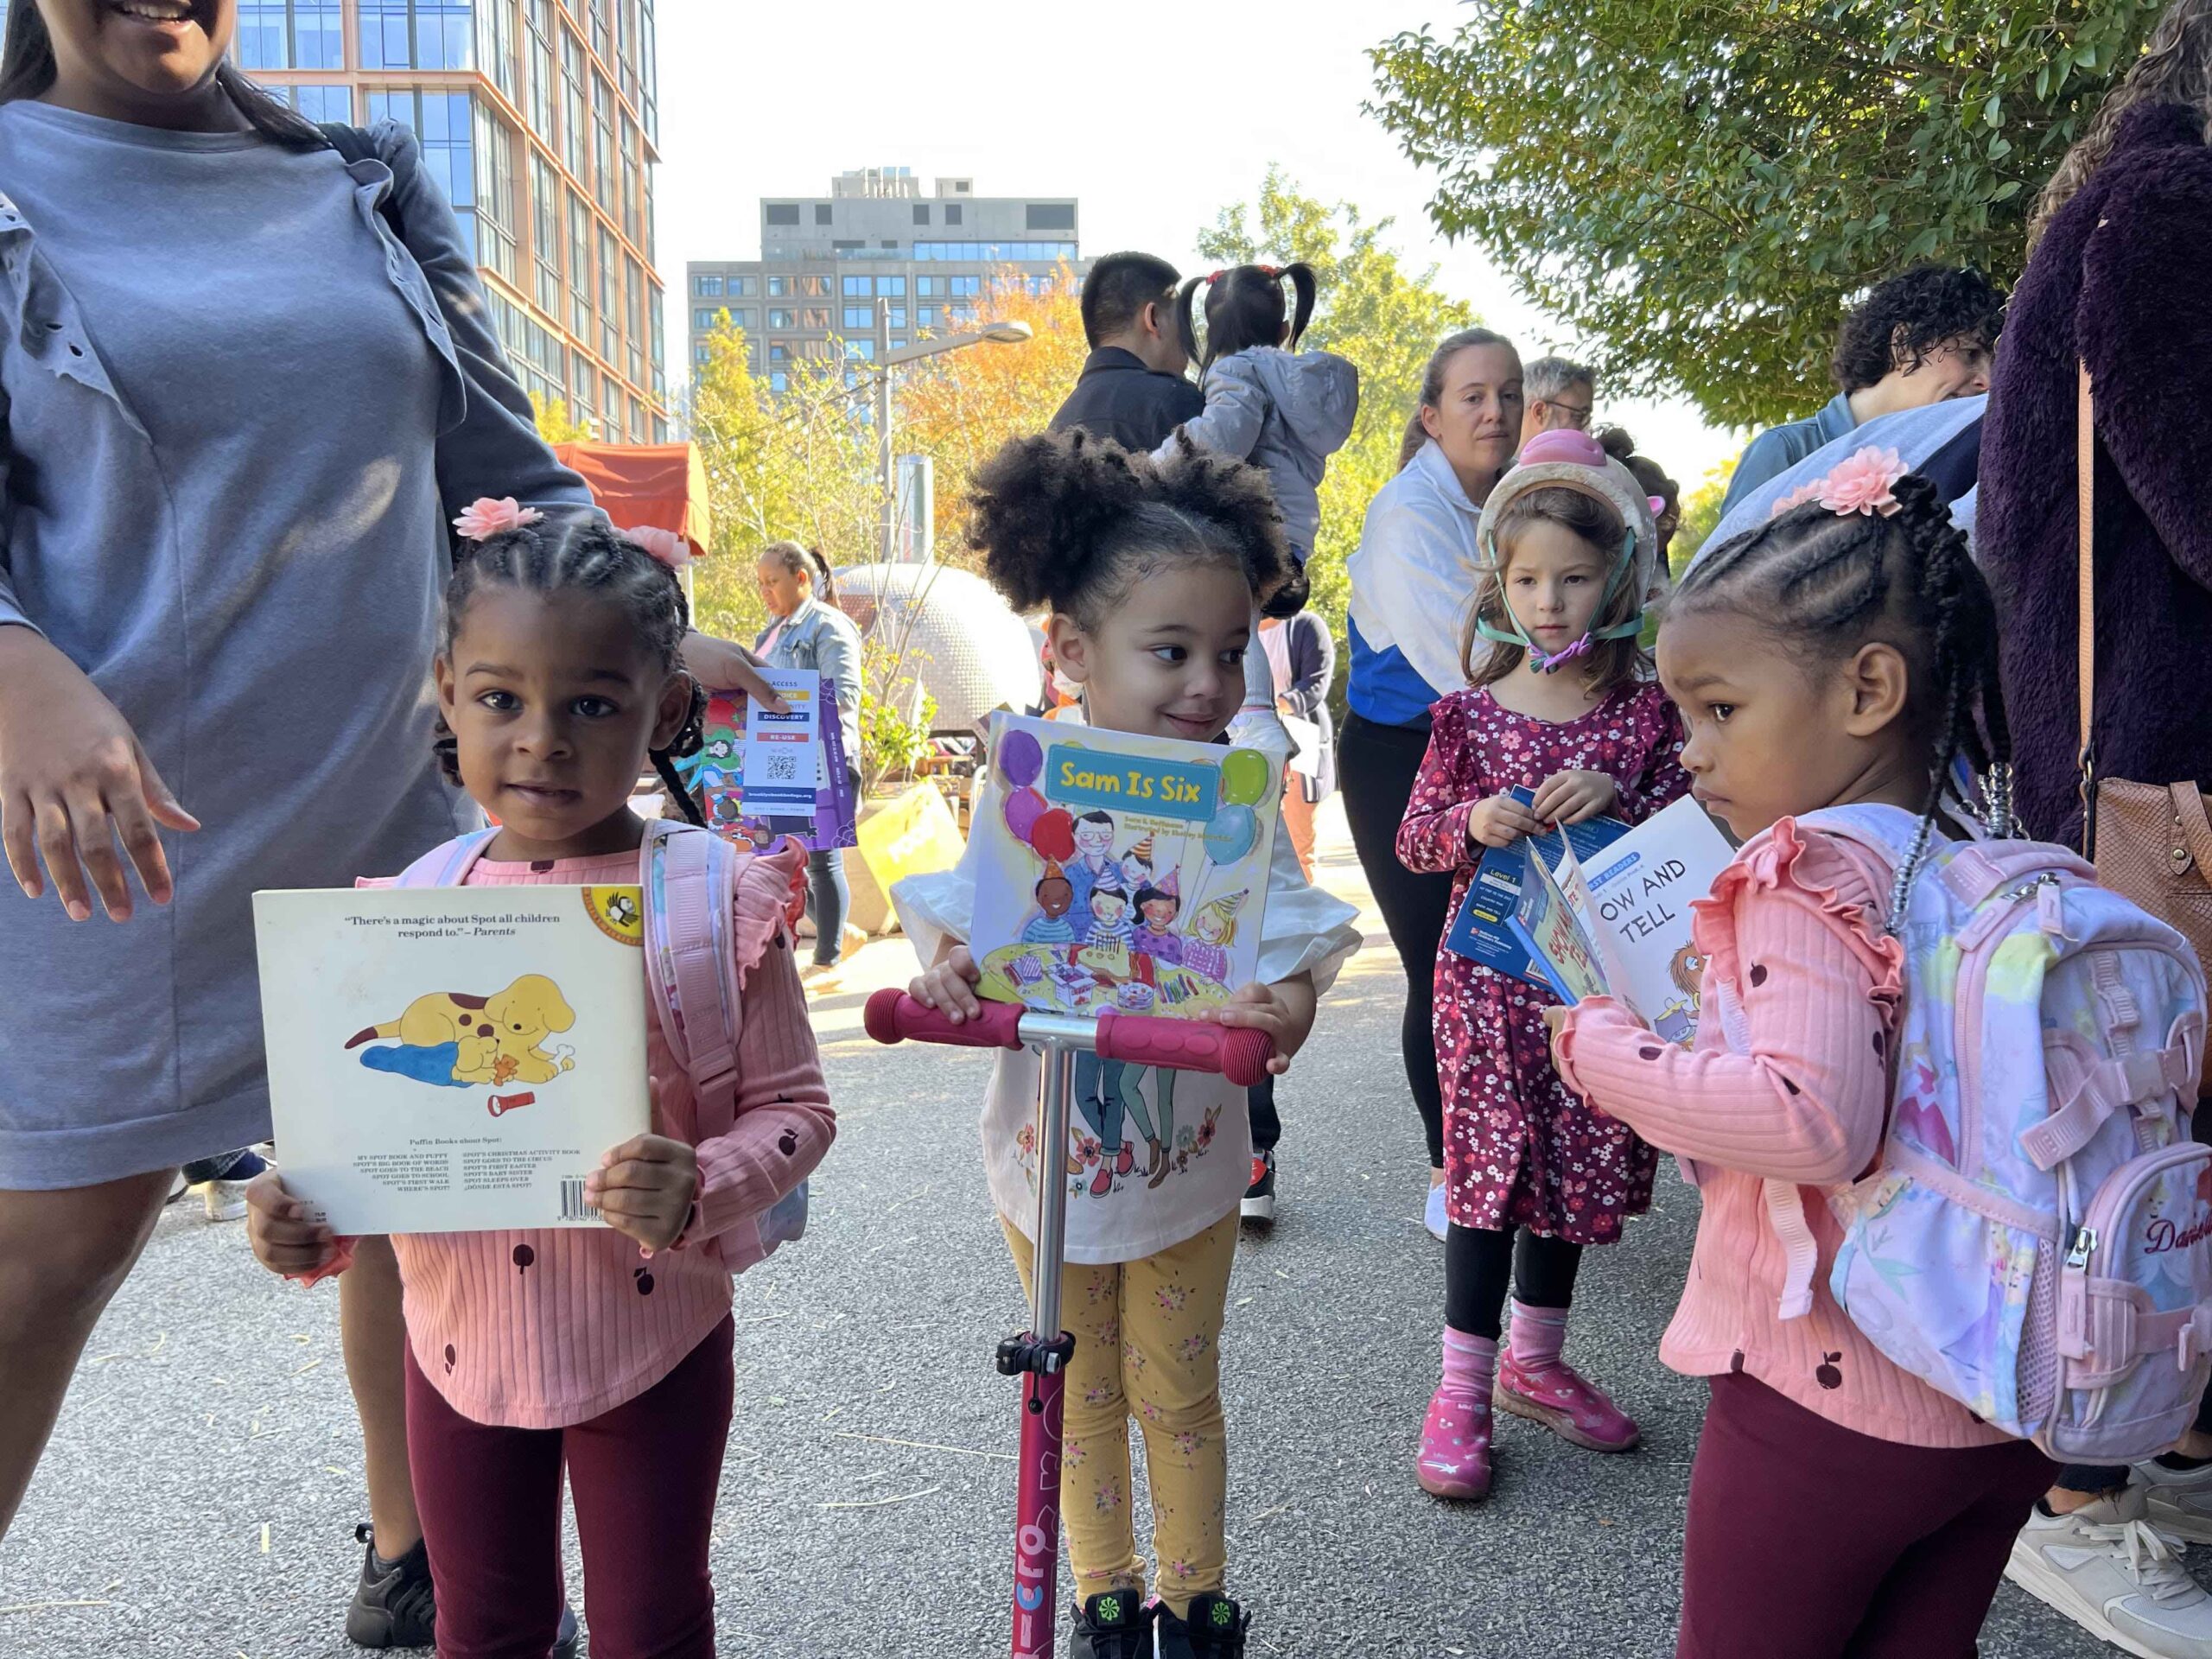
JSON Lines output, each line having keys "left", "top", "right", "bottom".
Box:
{"left": 1980, "top": 96, "right": 2212, "bottom": 848}
{"left": 1980, "top": 9, "right": 2212, "bottom": 1653}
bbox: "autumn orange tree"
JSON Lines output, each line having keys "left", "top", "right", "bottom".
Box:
{"left": 892, "top": 267, "right": 1089, "bottom": 557}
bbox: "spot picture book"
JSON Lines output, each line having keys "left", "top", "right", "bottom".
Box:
{"left": 1510, "top": 796, "right": 1737, "bottom": 1046}
{"left": 677, "top": 668, "right": 857, "bottom": 852}
{"left": 968, "top": 713, "right": 1284, "bottom": 1020}
{"left": 251, "top": 886, "right": 653, "bottom": 1233}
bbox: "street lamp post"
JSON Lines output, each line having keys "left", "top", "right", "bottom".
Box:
{"left": 871, "top": 299, "right": 1032, "bottom": 563}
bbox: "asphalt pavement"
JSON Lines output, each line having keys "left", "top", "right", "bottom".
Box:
{"left": 0, "top": 802, "right": 2131, "bottom": 1657}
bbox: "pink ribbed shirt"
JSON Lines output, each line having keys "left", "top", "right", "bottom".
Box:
{"left": 354, "top": 849, "right": 834, "bottom": 1430}
{"left": 1556, "top": 819, "right": 2009, "bottom": 1449}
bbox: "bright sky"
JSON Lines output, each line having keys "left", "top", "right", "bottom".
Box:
{"left": 652, "top": 0, "right": 1745, "bottom": 485}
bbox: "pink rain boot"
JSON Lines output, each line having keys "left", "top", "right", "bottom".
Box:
{"left": 1415, "top": 1330, "right": 1496, "bottom": 1501}
{"left": 1497, "top": 1300, "right": 1640, "bottom": 1452}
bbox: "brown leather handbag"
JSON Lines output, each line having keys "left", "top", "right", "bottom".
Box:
{"left": 2076, "top": 363, "right": 2212, "bottom": 1091}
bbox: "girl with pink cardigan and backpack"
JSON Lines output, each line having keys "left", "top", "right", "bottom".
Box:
{"left": 1555, "top": 453, "right": 2210, "bottom": 1656}
{"left": 247, "top": 511, "right": 834, "bottom": 1659}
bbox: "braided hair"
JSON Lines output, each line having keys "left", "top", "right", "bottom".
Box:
{"left": 437, "top": 515, "right": 709, "bottom": 827}
{"left": 968, "top": 428, "right": 1300, "bottom": 626}
{"left": 1670, "top": 474, "right": 2012, "bottom": 925}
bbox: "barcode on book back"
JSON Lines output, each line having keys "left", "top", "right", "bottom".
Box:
{"left": 558, "top": 1179, "right": 600, "bottom": 1223}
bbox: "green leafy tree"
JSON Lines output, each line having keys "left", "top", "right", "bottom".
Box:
{"left": 1196, "top": 170, "right": 1478, "bottom": 662}
{"left": 683, "top": 316, "right": 880, "bottom": 643}
{"left": 1368, "top": 1, "right": 2171, "bottom": 426}
{"left": 1670, "top": 457, "right": 1738, "bottom": 578}
{"left": 530, "top": 393, "right": 594, "bottom": 446}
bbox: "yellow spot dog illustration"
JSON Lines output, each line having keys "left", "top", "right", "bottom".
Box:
{"left": 346, "top": 976, "right": 577, "bottom": 1088}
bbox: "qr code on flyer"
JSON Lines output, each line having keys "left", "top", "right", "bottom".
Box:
{"left": 765, "top": 751, "right": 800, "bottom": 784}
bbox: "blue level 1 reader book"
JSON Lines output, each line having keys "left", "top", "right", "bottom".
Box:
{"left": 1442, "top": 786, "right": 1629, "bottom": 987}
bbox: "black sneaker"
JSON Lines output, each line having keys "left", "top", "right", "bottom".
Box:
{"left": 1156, "top": 1592, "right": 1250, "bottom": 1659}
{"left": 551, "top": 1601, "right": 580, "bottom": 1659}
{"left": 346, "top": 1524, "right": 435, "bottom": 1649}
{"left": 1069, "top": 1587, "right": 1153, "bottom": 1659}
{"left": 1240, "top": 1152, "right": 1276, "bottom": 1224}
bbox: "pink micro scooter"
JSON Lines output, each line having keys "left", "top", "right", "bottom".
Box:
{"left": 865, "top": 989, "right": 1273, "bottom": 1659}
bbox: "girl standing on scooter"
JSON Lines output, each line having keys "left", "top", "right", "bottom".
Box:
{"left": 895, "top": 431, "right": 1361, "bottom": 1658}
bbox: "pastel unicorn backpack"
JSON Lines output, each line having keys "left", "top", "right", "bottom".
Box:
{"left": 393, "top": 818, "right": 811, "bottom": 1272}
{"left": 1808, "top": 803, "right": 2211, "bottom": 1461}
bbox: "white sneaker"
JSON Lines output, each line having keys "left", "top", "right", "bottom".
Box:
{"left": 2141, "top": 1458, "right": 2212, "bottom": 1546}
{"left": 194, "top": 1149, "right": 273, "bottom": 1224}
{"left": 1424, "top": 1181, "right": 1449, "bottom": 1242}
{"left": 2005, "top": 1485, "right": 2212, "bottom": 1659}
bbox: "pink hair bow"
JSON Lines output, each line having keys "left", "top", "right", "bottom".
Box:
{"left": 453, "top": 496, "right": 543, "bottom": 541}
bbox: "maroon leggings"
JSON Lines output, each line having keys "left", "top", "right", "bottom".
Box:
{"left": 405, "top": 1317, "right": 734, "bottom": 1659}
{"left": 1679, "top": 1373, "right": 2056, "bottom": 1659}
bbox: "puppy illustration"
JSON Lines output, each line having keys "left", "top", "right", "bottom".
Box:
{"left": 347, "top": 975, "right": 577, "bottom": 1088}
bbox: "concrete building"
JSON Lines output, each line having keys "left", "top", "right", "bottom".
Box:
{"left": 687, "top": 167, "right": 1089, "bottom": 391}
{"left": 239, "top": 0, "right": 669, "bottom": 442}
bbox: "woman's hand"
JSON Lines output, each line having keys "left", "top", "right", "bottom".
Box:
{"left": 679, "top": 631, "right": 788, "bottom": 715}
{"left": 1530, "top": 769, "right": 1618, "bottom": 826}
{"left": 586, "top": 1128, "right": 700, "bottom": 1252}
{"left": 1208, "top": 976, "right": 1318, "bottom": 1076}
{"left": 245, "top": 1173, "right": 341, "bottom": 1276}
{"left": 0, "top": 627, "right": 199, "bottom": 921}
{"left": 1466, "top": 793, "right": 1543, "bottom": 850}
{"left": 910, "top": 944, "right": 983, "bottom": 1023}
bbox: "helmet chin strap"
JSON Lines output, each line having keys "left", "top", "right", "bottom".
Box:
{"left": 1476, "top": 528, "right": 1643, "bottom": 674}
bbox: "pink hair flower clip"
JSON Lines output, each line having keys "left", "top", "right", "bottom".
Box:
{"left": 1769, "top": 447, "right": 1909, "bottom": 521}
{"left": 1819, "top": 446, "right": 1907, "bottom": 516}
{"left": 453, "top": 496, "right": 544, "bottom": 541}
{"left": 623, "top": 524, "right": 691, "bottom": 573}
{"left": 1770, "top": 480, "right": 1826, "bottom": 518}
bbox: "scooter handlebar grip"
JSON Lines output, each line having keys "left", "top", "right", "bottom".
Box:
{"left": 1096, "top": 1013, "right": 1276, "bottom": 1088}
{"left": 863, "top": 988, "right": 1026, "bottom": 1051}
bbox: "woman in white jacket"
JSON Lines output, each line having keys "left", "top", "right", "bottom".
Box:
{"left": 1342, "top": 328, "right": 1524, "bottom": 1238}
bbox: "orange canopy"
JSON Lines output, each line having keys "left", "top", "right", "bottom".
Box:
{"left": 552, "top": 442, "right": 715, "bottom": 561}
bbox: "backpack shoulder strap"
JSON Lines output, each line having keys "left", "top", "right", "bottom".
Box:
{"left": 643, "top": 821, "right": 743, "bottom": 1137}
{"left": 392, "top": 828, "right": 499, "bottom": 889}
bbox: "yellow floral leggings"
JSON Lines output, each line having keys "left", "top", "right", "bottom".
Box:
{"left": 1001, "top": 1211, "right": 1238, "bottom": 1619}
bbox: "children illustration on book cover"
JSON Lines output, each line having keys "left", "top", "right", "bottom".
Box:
{"left": 969, "top": 717, "right": 1281, "bottom": 1024}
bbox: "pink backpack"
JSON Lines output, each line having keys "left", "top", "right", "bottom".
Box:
{"left": 1798, "top": 805, "right": 2211, "bottom": 1462}
{"left": 393, "top": 818, "right": 810, "bottom": 1273}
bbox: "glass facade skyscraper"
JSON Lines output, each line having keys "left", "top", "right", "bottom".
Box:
{"left": 238, "top": 0, "right": 667, "bottom": 442}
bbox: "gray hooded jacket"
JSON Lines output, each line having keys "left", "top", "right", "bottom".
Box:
{"left": 1157, "top": 345, "right": 1359, "bottom": 559}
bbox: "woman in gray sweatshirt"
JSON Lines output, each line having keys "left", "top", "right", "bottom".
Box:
{"left": 0, "top": 8, "right": 744, "bottom": 1644}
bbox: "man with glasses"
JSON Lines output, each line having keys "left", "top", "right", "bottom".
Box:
{"left": 1520, "top": 355, "right": 1596, "bottom": 445}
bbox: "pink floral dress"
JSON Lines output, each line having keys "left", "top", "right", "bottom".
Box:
{"left": 1395, "top": 683, "right": 1691, "bottom": 1243}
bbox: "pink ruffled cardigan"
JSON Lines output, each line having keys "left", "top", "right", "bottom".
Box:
{"left": 308, "top": 842, "right": 835, "bottom": 1430}
{"left": 1557, "top": 819, "right": 2007, "bottom": 1449}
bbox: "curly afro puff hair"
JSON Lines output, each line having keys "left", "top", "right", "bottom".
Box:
{"left": 1830, "top": 264, "right": 2005, "bottom": 395}
{"left": 966, "top": 428, "right": 1302, "bottom": 630}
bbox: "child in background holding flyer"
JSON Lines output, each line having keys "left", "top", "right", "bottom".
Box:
{"left": 896, "top": 431, "right": 1359, "bottom": 1658}
{"left": 1395, "top": 429, "right": 1688, "bottom": 1501}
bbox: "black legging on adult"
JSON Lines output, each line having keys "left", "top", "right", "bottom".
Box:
{"left": 1338, "top": 710, "right": 1454, "bottom": 1168}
